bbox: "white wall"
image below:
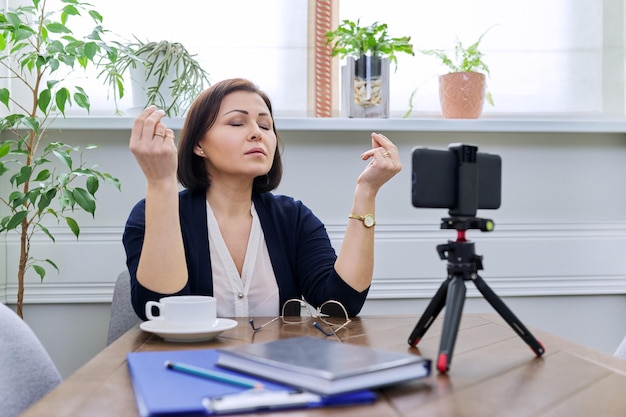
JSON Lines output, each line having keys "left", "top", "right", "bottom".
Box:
{"left": 1, "top": 118, "right": 626, "bottom": 377}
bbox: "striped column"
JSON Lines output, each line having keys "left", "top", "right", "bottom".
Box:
{"left": 314, "top": 0, "right": 334, "bottom": 117}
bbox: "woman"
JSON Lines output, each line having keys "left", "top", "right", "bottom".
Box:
{"left": 123, "top": 78, "right": 401, "bottom": 320}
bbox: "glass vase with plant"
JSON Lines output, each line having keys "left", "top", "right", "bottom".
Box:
{"left": 325, "top": 19, "right": 414, "bottom": 115}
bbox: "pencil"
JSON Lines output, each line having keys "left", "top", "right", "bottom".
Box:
{"left": 164, "top": 360, "right": 264, "bottom": 389}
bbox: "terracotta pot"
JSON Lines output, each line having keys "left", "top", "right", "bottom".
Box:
{"left": 439, "top": 72, "right": 486, "bottom": 119}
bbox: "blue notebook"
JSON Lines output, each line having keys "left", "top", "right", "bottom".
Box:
{"left": 127, "top": 349, "right": 376, "bottom": 417}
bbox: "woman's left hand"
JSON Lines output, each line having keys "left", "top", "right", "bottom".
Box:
{"left": 357, "top": 132, "right": 402, "bottom": 192}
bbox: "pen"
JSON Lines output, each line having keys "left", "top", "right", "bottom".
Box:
{"left": 164, "top": 360, "right": 264, "bottom": 389}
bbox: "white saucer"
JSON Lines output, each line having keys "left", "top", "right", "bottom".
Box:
{"left": 139, "top": 318, "right": 238, "bottom": 343}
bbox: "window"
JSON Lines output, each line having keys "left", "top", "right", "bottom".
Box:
{"left": 339, "top": 0, "right": 623, "bottom": 118}
{"left": 9, "top": 0, "right": 624, "bottom": 118}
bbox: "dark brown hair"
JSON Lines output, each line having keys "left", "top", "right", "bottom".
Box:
{"left": 177, "top": 78, "right": 283, "bottom": 193}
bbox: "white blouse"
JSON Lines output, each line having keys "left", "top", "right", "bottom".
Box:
{"left": 206, "top": 201, "right": 279, "bottom": 318}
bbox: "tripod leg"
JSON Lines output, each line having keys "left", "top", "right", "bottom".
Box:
{"left": 473, "top": 275, "right": 545, "bottom": 357}
{"left": 437, "top": 275, "right": 466, "bottom": 373}
{"left": 408, "top": 278, "right": 449, "bottom": 347}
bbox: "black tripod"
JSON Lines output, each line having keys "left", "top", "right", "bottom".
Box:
{"left": 408, "top": 216, "right": 545, "bottom": 374}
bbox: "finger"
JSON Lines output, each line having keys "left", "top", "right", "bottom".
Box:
{"left": 164, "top": 128, "right": 175, "bottom": 141}
{"left": 130, "top": 106, "right": 159, "bottom": 144}
{"left": 371, "top": 132, "right": 393, "bottom": 148}
{"left": 373, "top": 132, "right": 399, "bottom": 158}
{"left": 141, "top": 109, "right": 166, "bottom": 141}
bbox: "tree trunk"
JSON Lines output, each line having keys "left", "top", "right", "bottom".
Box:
{"left": 17, "top": 219, "right": 28, "bottom": 318}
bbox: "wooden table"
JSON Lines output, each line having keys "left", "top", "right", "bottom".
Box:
{"left": 22, "top": 314, "right": 626, "bottom": 417}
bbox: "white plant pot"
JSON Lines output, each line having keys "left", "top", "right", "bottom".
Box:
{"left": 127, "top": 61, "right": 178, "bottom": 116}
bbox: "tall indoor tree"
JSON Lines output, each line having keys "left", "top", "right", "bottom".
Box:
{"left": 0, "top": 0, "right": 125, "bottom": 317}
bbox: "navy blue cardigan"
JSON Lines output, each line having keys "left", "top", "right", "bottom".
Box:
{"left": 123, "top": 189, "right": 369, "bottom": 320}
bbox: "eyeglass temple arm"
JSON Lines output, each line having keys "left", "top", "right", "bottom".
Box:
{"left": 249, "top": 316, "right": 280, "bottom": 332}
{"left": 313, "top": 321, "right": 335, "bottom": 336}
{"left": 248, "top": 319, "right": 262, "bottom": 331}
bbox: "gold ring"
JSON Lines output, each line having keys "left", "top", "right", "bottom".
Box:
{"left": 153, "top": 132, "right": 165, "bottom": 138}
{"left": 382, "top": 152, "right": 390, "bottom": 158}
{"left": 166, "top": 133, "right": 175, "bottom": 140}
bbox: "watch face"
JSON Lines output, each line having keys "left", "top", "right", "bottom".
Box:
{"left": 363, "top": 214, "right": 375, "bottom": 227}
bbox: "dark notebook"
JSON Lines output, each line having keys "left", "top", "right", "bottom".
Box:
{"left": 127, "top": 348, "right": 376, "bottom": 416}
{"left": 215, "top": 336, "right": 431, "bottom": 396}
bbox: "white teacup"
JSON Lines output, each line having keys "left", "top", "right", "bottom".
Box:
{"left": 145, "top": 295, "right": 217, "bottom": 328}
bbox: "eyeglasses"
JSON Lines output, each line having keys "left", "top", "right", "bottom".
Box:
{"left": 249, "top": 299, "right": 351, "bottom": 339}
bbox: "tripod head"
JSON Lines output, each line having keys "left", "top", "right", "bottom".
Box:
{"left": 437, "top": 216, "right": 493, "bottom": 275}
{"left": 440, "top": 216, "right": 494, "bottom": 233}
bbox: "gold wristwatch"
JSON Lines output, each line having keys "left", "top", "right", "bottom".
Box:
{"left": 348, "top": 213, "right": 376, "bottom": 228}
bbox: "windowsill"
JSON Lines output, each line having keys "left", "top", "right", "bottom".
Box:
{"left": 45, "top": 115, "right": 626, "bottom": 133}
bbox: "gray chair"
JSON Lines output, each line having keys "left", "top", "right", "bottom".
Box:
{"left": 0, "top": 303, "right": 62, "bottom": 417}
{"left": 106, "top": 270, "right": 141, "bottom": 345}
{"left": 615, "top": 336, "right": 626, "bottom": 359}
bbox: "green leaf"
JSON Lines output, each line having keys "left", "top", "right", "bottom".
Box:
{"left": 88, "top": 10, "right": 103, "bottom": 24}
{"left": 46, "top": 79, "right": 60, "bottom": 89}
{"left": 47, "top": 40, "right": 64, "bottom": 54}
{"left": 86, "top": 175, "right": 99, "bottom": 195}
{"left": 12, "top": 165, "right": 32, "bottom": 186}
{"left": 0, "top": 142, "right": 10, "bottom": 157}
{"left": 38, "top": 224, "right": 56, "bottom": 243}
{"left": 34, "top": 169, "right": 51, "bottom": 181}
{"left": 33, "top": 265, "right": 46, "bottom": 281}
{"left": 84, "top": 42, "right": 97, "bottom": 60}
{"left": 62, "top": 5, "right": 80, "bottom": 16}
{"left": 0, "top": 33, "right": 6, "bottom": 51}
{"left": 77, "top": 55, "right": 88, "bottom": 68}
{"left": 0, "top": 88, "right": 9, "bottom": 109}
{"left": 66, "top": 216, "right": 80, "bottom": 238}
{"left": 8, "top": 191, "right": 25, "bottom": 207}
{"left": 50, "top": 57, "right": 62, "bottom": 70}
{"left": 20, "top": 117, "right": 40, "bottom": 133}
{"left": 14, "top": 28, "right": 34, "bottom": 42}
{"left": 5, "top": 211, "right": 27, "bottom": 230}
{"left": 55, "top": 88, "right": 70, "bottom": 116}
{"left": 102, "top": 173, "right": 122, "bottom": 190}
{"left": 52, "top": 149, "right": 72, "bottom": 169}
{"left": 45, "top": 258, "right": 59, "bottom": 272}
{"left": 38, "top": 89, "right": 51, "bottom": 113}
{"left": 35, "top": 55, "right": 47, "bottom": 71}
{"left": 74, "top": 91, "right": 89, "bottom": 111}
{"left": 73, "top": 187, "right": 96, "bottom": 216}
{"left": 6, "top": 12, "right": 22, "bottom": 29}
{"left": 45, "top": 208, "right": 59, "bottom": 220}
{"left": 37, "top": 188, "right": 56, "bottom": 212}
{"left": 57, "top": 172, "right": 70, "bottom": 188}
{"left": 46, "top": 23, "right": 72, "bottom": 34}
{"left": 25, "top": 187, "right": 41, "bottom": 206}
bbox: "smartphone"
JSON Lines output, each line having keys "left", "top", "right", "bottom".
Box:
{"left": 411, "top": 144, "right": 501, "bottom": 215}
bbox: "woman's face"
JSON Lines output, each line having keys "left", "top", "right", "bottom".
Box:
{"left": 195, "top": 91, "right": 277, "bottom": 183}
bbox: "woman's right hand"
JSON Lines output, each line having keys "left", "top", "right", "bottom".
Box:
{"left": 129, "top": 106, "right": 178, "bottom": 184}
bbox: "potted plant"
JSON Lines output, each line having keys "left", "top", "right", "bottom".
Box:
{"left": 420, "top": 26, "right": 496, "bottom": 119}
{"left": 325, "top": 19, "right": 414, "bottom": 118}
{"left": 0, "top": 0, "right": 123, "bottom": 318}
{"left": 104, "top": 38, "right": 210, "bottom": 117}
